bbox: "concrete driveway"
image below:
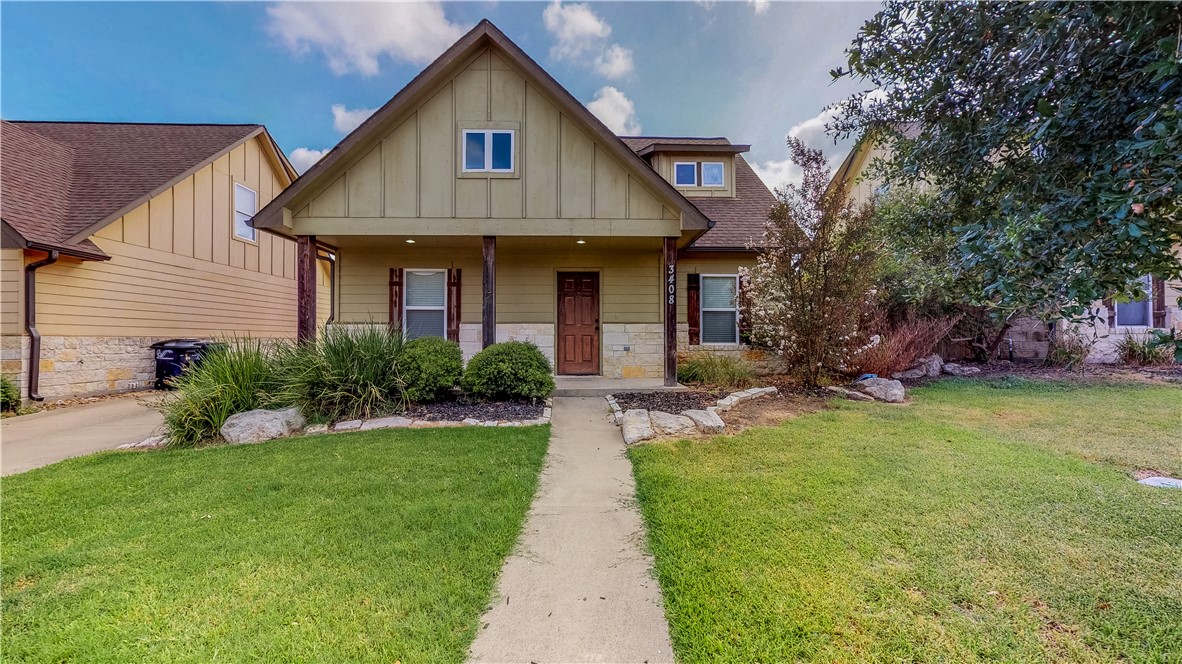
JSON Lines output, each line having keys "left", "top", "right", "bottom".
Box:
{"left": 1, "top": 393, "right": 164, "bottom": 476}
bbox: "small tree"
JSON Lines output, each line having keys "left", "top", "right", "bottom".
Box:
{"left": 746, "top": 138, "right": 879, "bottom": 387}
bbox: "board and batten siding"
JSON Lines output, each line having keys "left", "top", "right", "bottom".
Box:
{"left": 23, "top": 136, "right": 328, "bottom": 338}
{"left": 1, "top": 248, "right": 24, "bottom": 335}
{"left": 290, "top": 47, "right": 680, "bottom": 231}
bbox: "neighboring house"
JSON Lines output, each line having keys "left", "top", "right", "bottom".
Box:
{"left": 1, "top": 121, "right": 329, "bottom": 402}
{"left": 251, "top": 20, "right": 779, "bottom": 384}
{"left": 832, "top": 132, "right": 1180, "bottom": 362}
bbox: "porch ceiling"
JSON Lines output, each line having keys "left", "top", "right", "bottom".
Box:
{"left": 316, "top": 234, "right": 666, "bottom": 252}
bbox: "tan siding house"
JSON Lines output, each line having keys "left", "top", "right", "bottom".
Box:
{"left": 1, "top": 121, "right": 330, "bottom": 401}
{"left": 253, "top": 20, "right": 777, "bottom": 383}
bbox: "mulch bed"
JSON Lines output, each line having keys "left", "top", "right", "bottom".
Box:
{"left": 612, "top": 387, "right": 729, "bottom": 413}
{"left": 405, "top": 399, "right": 545, "bottom": 422}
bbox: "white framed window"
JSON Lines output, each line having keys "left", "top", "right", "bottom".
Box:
{"left": 1114, "top": 275, "right": 1152, "bottom": 327}
{"left": 404, "top": 269, "right": 447, "bottom": 339}
{"left": 233, "top": 183, "right": 257, "bottom": 242}
{"left": 701, "top": 162, "right": 725, "bottom": 187}
{"left": 673, "top": 162, "right": 698, "bottom": 187}
{"left": 700, "top": 274, "right": 739, "bottom": 344}
{"left": 462, "top": 129, "right": 514, "bottom": 172}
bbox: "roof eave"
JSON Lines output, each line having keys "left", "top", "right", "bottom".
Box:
{"left": 636, "top": 143, "right": 751, "bottom": 157}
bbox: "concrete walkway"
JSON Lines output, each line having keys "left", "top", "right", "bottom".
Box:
{"left": 1, "top": 393, "right": 163, "bottom": 476}
{"left": 468, "top": 397, "right": 675, "bottom": 664}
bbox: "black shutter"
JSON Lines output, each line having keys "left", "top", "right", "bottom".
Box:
{"left": 389, "top": 267, "right": 404, "bottom": 330}
{"left": 447, "top": 268, "right": 461, "bottom": 342}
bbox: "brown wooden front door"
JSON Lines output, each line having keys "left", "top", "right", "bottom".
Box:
{"left": 557, "top": 272, "right": 600, "bottom": 375}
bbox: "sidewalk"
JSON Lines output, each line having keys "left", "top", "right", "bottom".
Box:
{"left": 1, "top": 393, "right": 163, "bottom": 476}
{"left": 468, "top": 396, "right": 675, "bottom": 664}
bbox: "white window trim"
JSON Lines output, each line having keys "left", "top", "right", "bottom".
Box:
{"left": 461, "top": 129, "right": 515, "bottom": 173}
{"left": 1112, "top": 275, "right": 1153, "bottom": 328}
{"left": 700, "top": 273, "right": 740, "bottom": 345}
{"left": 673, "top": 161, "right": 698, "bottom": 187}
{"left": 232, "top": 182, "right": 257, "bottom": 242}
{"left": 403, "top": 268, "right": 448, "bottom": 339}
{"left": 701, "top": 161, "right": 725, "bottom": 188}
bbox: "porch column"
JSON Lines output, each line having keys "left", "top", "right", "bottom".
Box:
{"left": 663, "top": 236, "right": 677, "bottom": 386}
{"left": 482, "top": 235, "right": 496, "bottom": 348}
{"left": 297, "top": 234, "right": 317, "bottom": 343}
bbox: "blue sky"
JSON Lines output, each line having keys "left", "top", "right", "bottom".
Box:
{"left": 1, "top": 1, "right": 878, "bottom": 188}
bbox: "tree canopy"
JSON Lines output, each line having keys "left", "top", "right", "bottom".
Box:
{"left": 830, "top": 1, "right": 1181, "bottom": 321}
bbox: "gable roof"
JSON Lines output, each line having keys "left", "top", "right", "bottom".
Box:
{"left": 620, "top": 137, "right": 777, "bottom": 251}
{"left": 1, "top": 121, "right": 295, "bottom": 259}
{"left": 252, "top": 19, "right": 711, "bottom": 233}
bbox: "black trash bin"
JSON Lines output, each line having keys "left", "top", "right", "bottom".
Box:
{"left": 150, "top": 339, "right": 221, "bottom": 389}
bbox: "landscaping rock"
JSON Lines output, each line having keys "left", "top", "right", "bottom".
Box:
{"left": 360, "top": 416, "right": 412, "bottom": 431}
{"left": 943, "top": 362, "right": 982, "bottom": 376}
{"left": 649, "top": 410, "right": 697, "bottom": 436}
{"left": 221, "top": 407, "right": 306, "bottom": 444}
{"left": 824, "top": 386, "right": 874, "bottom": 402}
{"left": 1138, "top": 476, "right": 1182, "bottom": 489}
{"left": 853, "top": 378, "right": 905, "bottom": 403}
{"left": 916, "top": 353, "right": 944, "bottom": 377}
{"left": 304, "top": 424, "right": 329, "bottom": 435}
{"left": 682, "top": 409, "right": 725, "bottom": 434}
{"left": 410, "top": 420, "right": 438, "bottom": 428}
{"left": 621, "top": 409, "right": 655, "bottom": 445}
{"left": 716, "top": 396, "right": 737, "bottom": 412}
{"left": 462, "top": 418, "right": 482, "bottom": 426}
{"left": 333, "top": 419, "right": 364, "bottom": 432}
{"left": 118, "top": 435, "right": 167, "bottom": 450}
{"left": 891, "top": 366, "right": 928, "bottom": 380}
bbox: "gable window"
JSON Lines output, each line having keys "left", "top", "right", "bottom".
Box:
{"left": 701, "top": 275, "right": 739, "bottom": 344}
{"left": 674, "top": 161, "right": 726, "bottom": 188}
{"left": 404, "top": 269, "right": 447, "bottom": 339}
{"left": 463, "top": 129, "right": 514, "bottom": 173}
{"left": 1114, "top": 275, "right": 1152, "bottom": 326}
{"left": 233, "top": 183, "right": 257, "bottom": 242}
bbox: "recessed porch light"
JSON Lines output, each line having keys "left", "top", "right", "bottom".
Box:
{"left": 405, "top": 239, "right": 416, "bottom": 244}
{"left": 575, "top": 239, "right": 586, "bottom": 245}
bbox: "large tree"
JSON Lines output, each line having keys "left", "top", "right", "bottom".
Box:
{"left": 830, "top": 1, "right": 1181, "bottom": 321}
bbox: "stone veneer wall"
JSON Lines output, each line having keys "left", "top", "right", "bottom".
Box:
{"left": 495, "top": 323, "right": 556, "bottom": 365}
{"left": 601, "top": 323, "right": 664, "bottom": 379}
{"left": 675, "top": 323, "right": 788, "bottom": 375}
{"left": 1, "top": 334, "right": 158, "bottom": 401}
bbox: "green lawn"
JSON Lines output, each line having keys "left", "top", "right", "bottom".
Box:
{"left": 2, "top": 426, "right": 549, "bottom": 663}
{"left": 630, "top": 379, "right": 1182, "bottom": 663}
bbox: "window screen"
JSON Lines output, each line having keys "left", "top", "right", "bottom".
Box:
{"left": 1114, "top": 275, "right": 1152, "bottom": 326}
{"left": 233, "top": 184, "right": 257, "bottom": 241}
{"left": 701, "top": 275, "right": 738, "bottom": 344}
{"left": 701, "top": 162, "right": 724, "bottom": 187}
{"left": 404, "top": 270, "right": 446, "bottom": 339}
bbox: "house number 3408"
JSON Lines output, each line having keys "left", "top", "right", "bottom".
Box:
{"left": 666, "top": 265, "right": 676, "bottom": 305}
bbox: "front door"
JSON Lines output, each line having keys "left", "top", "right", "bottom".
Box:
{"left": 557, "top": 272, "right": 600, "bottom": 375}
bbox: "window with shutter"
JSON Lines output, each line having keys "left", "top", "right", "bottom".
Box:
{"left": 404, "top": 270, "right": 447, "bottom": 339}
{"left": 700, "top": 275, "right": 739, "bottom": 344}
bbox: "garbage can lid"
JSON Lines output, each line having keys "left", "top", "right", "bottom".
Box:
{"left": 150, "top": 338, "right": 210, "bottom": 349}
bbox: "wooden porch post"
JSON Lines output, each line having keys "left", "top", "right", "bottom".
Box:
{"left": 297, "top": 234, "right": 317, "bottom": 343}
{"left": 482, "top": 236, "right": 496, "bottom": 349}
{"left": 663, "top": 236, "right": 677, "bottom": 386}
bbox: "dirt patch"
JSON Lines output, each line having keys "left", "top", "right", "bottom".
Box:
{"left": 613, "top": 387, "right": 728, "bottom": 413}
{"left": 405, "top": 399, "right": 544, "bottom": 422}
{"left": 1133, "top": 468, "right": 1172, "bottom": 481}
{"left": 720, "top": 390, "right": 828, "bottom": 432}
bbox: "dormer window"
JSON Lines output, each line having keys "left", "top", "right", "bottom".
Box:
{"left": 463, "top": 129, "right": 514, "bottom": 172}
{"left": 673, "top": 161, "right": 725, "bottom": 188}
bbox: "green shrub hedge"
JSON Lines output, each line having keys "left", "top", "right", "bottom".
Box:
{"left": 461, "top": 341, "right": 554, "bottom": 400}
{"left": 398, "top": 336, "right": 463, "bottom": 403}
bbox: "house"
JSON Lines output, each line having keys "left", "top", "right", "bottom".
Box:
{"left": 1, "top": 121, "right": 330, "bottom": 401}
{"left": 832, "top": 131, "right": 1180, "bottom": 363}
{"left": 251, "top": 20, "right": 778, "bottom": 384}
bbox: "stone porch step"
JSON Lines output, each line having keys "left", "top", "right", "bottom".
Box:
{"left": 553, "top": 376, "right": 687, "bottom": 397}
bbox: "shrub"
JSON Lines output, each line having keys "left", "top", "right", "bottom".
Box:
{"left": 159, "top": 339, "right": 282, "bottom": 447}
{"left": 277, "top": 324, "right": 406, "bottom": 422}
{"left": 677, "top": 354, "right": 755, "bottom": 389}
{"left": 1, "top": 375, "right": 20, "bottom": 412}
{"left": 398, "top": 336, "right": 463, "bottom": 403}
{"left": 1046, "top": 328, "right": 1095, "bottom": 370}
{"left": 850, "top": 314, "right": 960, "bottom": 376}
{"left": 461, "top": 341, "right": 554, "bottom": 400}
{"left": 1116, "top": 332, "right": 1170, "bottom": 366}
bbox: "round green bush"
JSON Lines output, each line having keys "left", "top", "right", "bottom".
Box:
{"left": 1, "top": 375, "right": 20, "bottom": 413}
{"left": 461, "top": 341, "right": 554, "bottom": 400}
{"left": 398, "top": 336, "right": 463, "bottom": 403}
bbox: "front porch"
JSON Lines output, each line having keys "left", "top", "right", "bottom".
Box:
{"left": 553, "top": 375, "right": 687, "bottom": 397}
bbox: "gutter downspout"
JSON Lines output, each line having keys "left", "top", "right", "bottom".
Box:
{"left": 316, "top": 248, "right": 336, "bottom": 325}
{"left": 25, "top": 250, "right": 59, "bottom": 401}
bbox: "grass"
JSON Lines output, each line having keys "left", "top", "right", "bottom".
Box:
{"left": 2, "top": 426, "right": 549, "bottom": 663}
{"left": 630, "top": 379, "right": 1182, "bottom": 663}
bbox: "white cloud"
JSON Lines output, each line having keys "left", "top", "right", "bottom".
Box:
{"left": 543, "top": 1, "right": 633, "bottom": 79}
{"left": 594, "top": 44, "right": 634, "bottom": 79}
{"left": 750, "top": 0, "right": 770, "bottom": 14}
{"left": 331, "top": 104, "right": 377, "bottom": 134}
{"left": 787, "top": 107, "right": 841, "bottom": 148}
{"left": 586, "top": 86, "right": 642, "bottom": 135}
{"left": 266, "top": 2, "right": 467, "bottom": 76}
{"left": 750, "top": 158, "right": 800, "bottom": 192}
{"left": 289, "top": 147, "right": 329, "bottom": 174}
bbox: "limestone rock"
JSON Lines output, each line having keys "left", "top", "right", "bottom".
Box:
{"left": 1138, "top": 476, "right": 1182, "bottom": 489}
{"left": 304, "top": 424, "right": 329, "bottom": 435}
{"left": 621, "top": 409, "right": 655, "bottom": 445}
{"left": 649, "top": 410, "right": 697, "bottom": 436}
{"left": 916, "top": 353, "right": 944, "bottom": 377}
{"left": 943, "top": 363, "right": 982, "bottom": 376}
{"left": 462, "top": 418, "right": 482, "bottom": 426}
{"left": 824, "top": 385, "right": 875, "bottom": 402}
{"left": 682, "top": 409, "right": 725, "bottom": 434}
{"left": 891, "top": 367, "right": 928, "bottom": 380}
{"left": 118, "top": 435, "right": 167, "bottom": 450}
{"left": 221, "top": 407, "right": 306, "bottom": 444}
{"left": 333, "top": 419, "right": 364, "bottom": 432}
{"left": 361, "top": 416, "right": 412, "bottom": 431}
{"left": 854, "top": 378, "right": 905, "bottom": 403}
